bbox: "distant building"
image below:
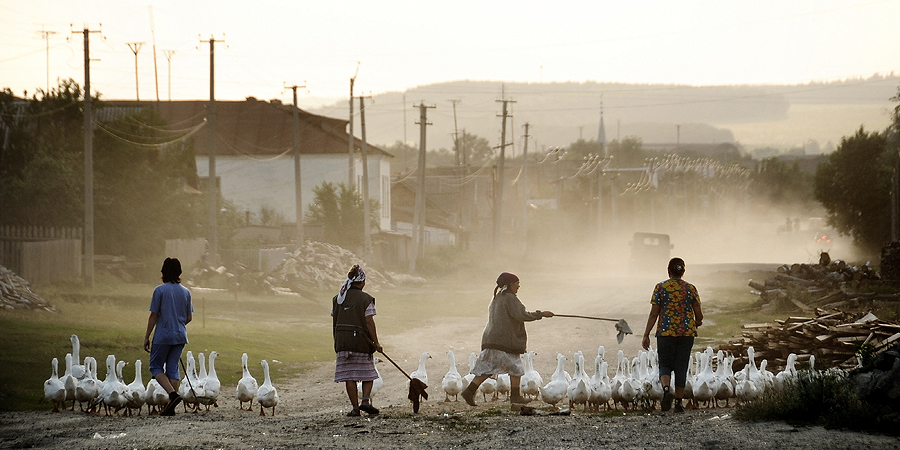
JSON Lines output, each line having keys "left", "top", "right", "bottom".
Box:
{"left": 104, "top": 98, "right": 393, "bottom": 232}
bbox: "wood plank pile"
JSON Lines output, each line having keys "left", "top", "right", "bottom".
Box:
{"left": 0, "top": 264, "right": 55, "bottom": 311}
{"left": 747, "top": 252, "right": 886, "bottom": 312}
{"left": 716, "top": 308, "right": 900, "bottom": 373}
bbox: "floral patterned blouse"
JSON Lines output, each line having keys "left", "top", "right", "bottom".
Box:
{"left": 651, "top": 278, "right": 701, "bottom": 337}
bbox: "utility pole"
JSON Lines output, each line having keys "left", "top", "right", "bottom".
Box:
{"left": 348, "top": 63, "right": 359, "bottom": 188}
{"left": 126, "top": 42, "right": 144, "bottom": 101}
{"left": 449, "top": 99, "right": 461, "bottom": 166}
{"left": 493, "top": 88, "right": 515, "bottom": 251}
{"left": 149, "top": 6, "right": 159, "bottom": 102}
{"left": 162, "top": 50, "right": 174, "bottom": 101}
{"left": 287, "top": 83, "right": 306, "bottom": 244}
{"left": 201, "top": 35, "right": 224, "bottom": 266}
{"left": 410, "top": 102, "right": 434, "bottom": 272}
{"left": 359, "top": 95, "right": 373, "bottom": 261}
{"left": 74, "top": 26, "right": 101, "bottom": 287}
{"left": 37, "top": 27, "right": 57, "bottom": 93}
{"left": 521, "top": 122, "right": 530, "bottom": 256}
{"left": 449, "top": 99, "right": 462, "bottom": 239}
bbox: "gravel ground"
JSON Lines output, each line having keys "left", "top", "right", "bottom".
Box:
{"left": 3, "top": 360, "right": 899, "bottom": 450}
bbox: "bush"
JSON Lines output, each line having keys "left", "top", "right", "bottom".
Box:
{"left": 735, "top": 369, "right": 898, "bottom": 434}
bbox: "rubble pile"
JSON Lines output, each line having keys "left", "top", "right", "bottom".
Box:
{"left": 748, "top": 253, "right": 886, "bottom": 312}
{"left": 276, "top": 241, "right": 394, "bottom": 291}
{"left": 0, "top": 265, "right": 55, "bottom": 311}
{"left": 187, "top": 241, "right": 418, "bottom": 297}
{"left": 717, "top": 308, "right": 900, "bottom": 373}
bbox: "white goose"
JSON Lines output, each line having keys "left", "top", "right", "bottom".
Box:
{"left": 775, "top": 353, "right": 798, "bottom": 392}
{"left": 683, "top": 353, "right": 696, "bottom": 408}
{"left": 496, "top": 373, "right": 511, "bottom": 401}
{"left": 144, "top": 377, "right": 169, "bottom": 414}
{"left": 692, "top": 350, "right": 716, "bottom": 408}
{"left": 645, "top": 349, "right": 664, "bottom": 408}
{"left": 357, "top": 357, "right": 384, "bottom": 400}
{"left": 735, "top": 364, "right": 758, "bottom": 404}
{"left": 520, "top": 351, "right": 543, "bottom": 401}
{"left": 236, "top": 353, "right": 258, "bottom": 411}
{"left": 115, "top": 360, "right": 136, "bottom": 415}
{"left": 617, "top": 356, "right": 639, "bottom": 409}
{"left": 179, "top": 351, "right": 205, "bottom": 412}
{"left": 441, "top": 350, "right": 464, "bottom": 402}
{"left": 567, "top": 352, "right": 592, "bottom": 411}
{"left": 99, "top": 355, "right": 128, "bottom": 415}
{"left": 70, "top": 334, "right": 87, "bottom": 380}
{"left": 75, "top": 356, "right": 100, "bottom": 412}
{"left": 746, "top": 346, "right": 766, "bottom": 396}
{"left": 714, "top": 353, "right": 735, "bottom": 407}
{"left": 126, "top": 359, "right": 146, "bottom": 415}
{"left": 610, "top": 350, "right": 627, "bottom": 409}
{"left": 61, "top": 353, "right": 77, "bottom": 411}
{"left": 758, "top": 359, "right": 776, "bottom": 393}
{"left": 199, "top": 351, "right": 220, "bottom": 411}
{"left": 43, "top": 357, "right": 66, "bottom": 412}
{"left": 478, "top": 374, "right": 497, "bottom": 402}
{"left": 257, "top": 359, "right": 278, "bottom": 416}
{"left": 462, "top": 352, "right": 476, "bottom": 392}
{"left": 540, "top": 353, "right": 568, "bottom": 410}
{"left": 409, "top": 352, "right": 431, "bottom": 387}
{"left": 590, "top": 358, "right": 612, "bottom": 412}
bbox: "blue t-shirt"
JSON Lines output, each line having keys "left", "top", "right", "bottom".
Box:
{"left": 149, "top": 282, "right": 193, "bottom": 345}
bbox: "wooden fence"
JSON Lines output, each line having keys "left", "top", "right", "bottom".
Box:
{"left": 0, "top": 226, "right": 82, "bottom": 285}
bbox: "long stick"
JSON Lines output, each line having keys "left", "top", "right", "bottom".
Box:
{"left": 377, "top": 350, "right": 414, "bottom": 382}
{"left": 554, "top": 313, "right": 620, "bottom": 322}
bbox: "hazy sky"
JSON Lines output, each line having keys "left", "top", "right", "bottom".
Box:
{"left": 2, "top": 0, "right": 899, "bottom": 109}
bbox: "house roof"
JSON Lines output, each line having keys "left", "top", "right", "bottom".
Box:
{"left": 102, "top": 98, "right": 391, "bottom": 157}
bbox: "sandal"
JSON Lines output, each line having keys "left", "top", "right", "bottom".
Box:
{"left": 359, "top": 403, "right": 379, "bottom": 415}
{"left": 346, "top": 409, "right": 361, "bottom": 417}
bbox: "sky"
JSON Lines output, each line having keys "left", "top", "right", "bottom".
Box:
{"left": 2, "top": 0, "right": 899, "bottom": 110}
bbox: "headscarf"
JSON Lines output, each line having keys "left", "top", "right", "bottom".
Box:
{"left": 494, "top": 272, "right": 519, "bottom": 296}
{"left": 337, "top": 265, "right": 367, "bottom": 304}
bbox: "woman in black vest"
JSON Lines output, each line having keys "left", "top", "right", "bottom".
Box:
{"left": 332, "top": 264, "right": 382, "bottom": 416}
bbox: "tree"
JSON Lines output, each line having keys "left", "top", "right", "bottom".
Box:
{"left": 305, "top": 181, "right": 379, "bottom": 250}
{"left": 814, "top": 126, "right": 892, "bottom": 254}
{"left": 0, "top": 79, "right": 215, "bottom": 261}
{"left": 750, "top": 157, "right": 815, "bottom": 206}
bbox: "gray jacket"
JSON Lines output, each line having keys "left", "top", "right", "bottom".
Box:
{"left": 480, "top": 292, "right": 544, "bottom": 354}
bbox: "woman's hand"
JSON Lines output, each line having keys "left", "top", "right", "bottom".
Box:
{"left": 641, "top": 335, "right": 651, "bottom": 351}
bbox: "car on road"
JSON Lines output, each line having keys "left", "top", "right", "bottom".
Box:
{"left": 629, "top": 232, "right": 673, "bottom": 273}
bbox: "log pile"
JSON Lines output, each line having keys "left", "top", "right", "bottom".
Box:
{"left": 717, "top": 308, "right": 900, "bottom": 373}
{"left": 747, "top": 253, "right": 886, "bottom": 312}
{"left": 0, "top": 265, "right": 55, "bottom": 311}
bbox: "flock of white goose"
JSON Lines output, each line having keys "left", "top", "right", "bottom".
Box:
{"left": 45, "top": 334, "right": 812, "bottom": 416}
{"left": 429, "top": 345, "right": 808, "bottom": 412}
{"left": 43, "top": 334, "right": 279, "bottom": 416}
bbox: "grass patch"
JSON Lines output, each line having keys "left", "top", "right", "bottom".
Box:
{"left": 0, "top": 273, "right": 490, "bottom": 412}
{"left": 734, "top": 369, "right": 899, "bottom": 434}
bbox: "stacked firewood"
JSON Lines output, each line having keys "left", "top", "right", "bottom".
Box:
{"left": 748, "top": 253, "right": 885, "bottom": 312}
{"left": 0, "top": 265, "right": 55, "bottom": 311}
{"left": 717, "top": 308, "right": 900, "bottom": 372}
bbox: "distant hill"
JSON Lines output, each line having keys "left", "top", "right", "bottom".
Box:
{"left": 307, "top": 75, "right": 899, "bottom": 155}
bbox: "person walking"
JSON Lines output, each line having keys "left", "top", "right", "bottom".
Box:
{"left": 144, "top": 257, "right": 193, "bottom": 416}
{"left": 332, "top": 264, "right": 382, "bottom": 417}
{"left": 641, "top": 257, "right": 703, "bottom": 413}
{"left": 461, "top": 272, "right": 553, "bottom": 406}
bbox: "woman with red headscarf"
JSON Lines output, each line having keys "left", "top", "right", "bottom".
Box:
{"left": 461, "top": 272, "right": 553, "bottom": 406}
